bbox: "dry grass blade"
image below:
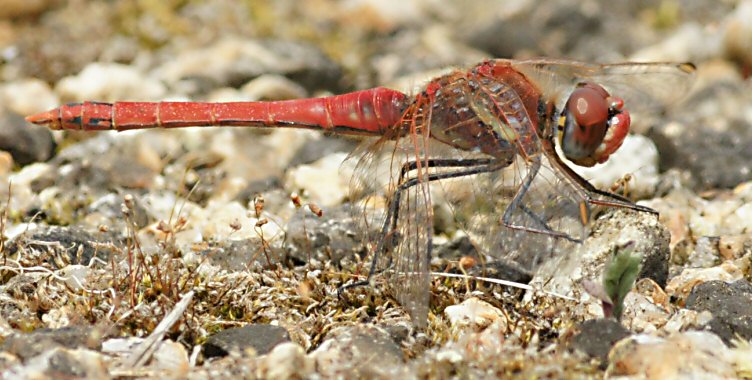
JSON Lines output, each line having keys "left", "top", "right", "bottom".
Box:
{"left": 432, "top": 272, "right": 576, "bottom": 301}
{"left": 122, "top": 290, "right": 194, "bottom": 368}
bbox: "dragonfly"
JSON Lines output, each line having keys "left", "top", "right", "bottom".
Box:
{"left": 27, "top": 58, "right": 695, "bottom": 327}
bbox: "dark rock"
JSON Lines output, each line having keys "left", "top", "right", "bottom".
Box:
{"left": 2, "top": 326, "right": 102, "bottom": 361}
{"left": 203, "top": 324, "right": 291, "bottom": 358}
{"left": 106, "top": 156, "right": 157, "bottom": 189}
{"left": 650, "top": 81, "right": 752, "bottom": 190}
{"left": 234, "top": 177, "right": 283, "bottom": 206}
{"left": 287, "top": 136, "right": 359, "bottom": 167}
{"left": 0, "top": 112, "right": 55, "bottom": 165}
{"left": 312, "top": 325, "right": 405, "bottom": 377}
{"left": 568, "top": 318, "right": 631, "bottom": 368}
{"left": 435, "top": 234, "right": 479, "bottom": 261}
{"left": 258, "top": 39, "right": 343, "bottom": 93}
{"left": 468, "top": 260, "right": 533, "bottom": 285}
{"left": 686, "top": 280, "right": 752, "bottom": 345}
{"left": 285, "top": 205, "right": 366, "bottom": 264}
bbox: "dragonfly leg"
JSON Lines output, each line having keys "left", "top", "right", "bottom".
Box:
{"left": 501, "top": 157, "right": 582, "bottom": 243}
{"left": 585, "top": 187, "right": 658, "bottom": 215}
{"left": 337, "top": 158, "right": 506, "bottom": 298}
{"left": 543, "top": 144, "right": 658, "bottom": 216}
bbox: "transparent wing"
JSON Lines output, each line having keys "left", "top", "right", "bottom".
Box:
{"left": 386, "top": 118, "right": 434, "bottom": 328}
{"left": 348, "top": 100, "right": 435, "bottom": 328}
{"left": 508, "top": 59, "right": 696, "bottom": 115}
{"left": 437, "top": 150, "right": 588, "bottom": 272}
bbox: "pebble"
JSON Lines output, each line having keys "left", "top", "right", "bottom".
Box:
{"left": 240, "top": 74, "right": 308, "bottom": 101}
{"left": 444, "top": 297, "right": 506, "bottom": 334}
{"left": 310, "top": 325, "right": 406, "bottom": 378}
{"left": 685, "top": 279, "right": 752, "bottom": 344}
{"left": 722, "top": 0, "right": 752, "bottom": 68}
{"left": 531, "top": 209, "right": 670, "bottom": 318}
{"left": 606, "top": 332, "right": 737, "bottom": 379}
{"left": 202, "top": 238, "right": 285, "bottom": 271}
{"left": 6, "top": 225, "right": 114, "bottom": 267}
{"left": 567, "top": 318, "right": 631, "bottom": 368}
{"left": 2, "top": 348, "right": 108, "bottom": 379}
{"left": 665, "top": 261, "right": 745, "bottom": 304}
{"left": 200, "top": 200, "right": 283, "bottom": 241}
{"left": 285, "top": 204, "right": 366, "bottom": 264}
{"left": 284, "top": 152, "right": 355, "bottom": 207}
{"left": 0, "top": 78, "right": 59, "bottom": 116}
{"left": 569, "top": 134, "right": 660, "bottom": 199}
{"left": 152, "top": 37, "right": 342, "bottom": 93}
{"left": 152, "top": 340, "right": 190, "bottom": 376}
{"left": 0, "top": 151, "right": 13, "bottom": 176}
{"left": 256, "top": 342, "right": 314, "bottom": 380}
{"left": 203, "top": 324, "right": 291, "bottom": 358}
{"left": 0, "top": 111, "right": 55, "bottom": 165}
{"left": 1, "top": 326, "right": 101, "bottom": 361}
{"left": 55, "top": 63, "right": 167, "bottom": 102}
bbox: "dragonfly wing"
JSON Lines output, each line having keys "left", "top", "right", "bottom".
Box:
{"left": 438, "top": 151, "right": 588, "bottom": 271}
{"left": 350, "top": 103, "right": 435, "bottom": 327}
{"left": 387, "top": 126, "right": 434, "bottom": 328}
{"left": 508, "top": 59, "right": 696, "bottom": 115}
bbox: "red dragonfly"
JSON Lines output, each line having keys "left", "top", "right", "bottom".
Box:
{"left": 27, "top": 59, "right": 695, "bottom": 327}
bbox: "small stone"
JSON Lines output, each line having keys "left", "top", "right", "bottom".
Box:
{"left": 152, "top": 340, "right": 189, "bottom": 376}
{"left": 1, "top": 78, "right": 59, "bottom": 116}
{"left": 201, "top": 238, "right": 285, "bottom": 271}
{"left": 1, "top": 326, "right": 101, "bottom": 361}
{"left": 284, "top": 204, "right": 365, "bottom": 264}
{"left": 240, "top": 74, "right": 308, "bottom": 101}
{"left": 153, "top": 37, "right": 342, "bottom": 93}
{"left": 444, "top": 297, "right": 506, "bottom": 333}
{"left": 6, "top": 225, "right": 113, "bottom": 267}
{"left": 531, "top": 209, "right": 670, "bottom": 318}
{"left": 665, "top": 261, "right": 744, "bottom": 304}
{"left": 203, "top": 324, "right": 291, "bottom": 358}
{"left": 567, "top": 318, "right": 631, "bottom": 368}
{"left": 55, "top": 63, "right": 167, "bottom": 102}
{"left": 288, "top": 136, "right": 359, "bottom": 168}
{"left": 284, "top": 152, "right": 354, "bottom": 207}
{"left": 5, "top": 348, "right": 108, "bottom": 379}
{"left": 685, "top": 280, "right": 752, "bottom": 344}
{"left": 0, "top": 111, "right": 55, "bottom": 165}
{"left": 311, "top": 325, "right": 406, "bottom": 378}
{"left": 607, "top": 332, "right": 736, "bottom": 379}
{"left": 570, "top": 135, "right": 660, "bottom": 199}
{"left": 256, "top": 342, "right": 313, "bottom": 379}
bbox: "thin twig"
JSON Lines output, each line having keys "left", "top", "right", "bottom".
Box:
{"left": 122, "top": 290, "right": 194, "bottom": 368}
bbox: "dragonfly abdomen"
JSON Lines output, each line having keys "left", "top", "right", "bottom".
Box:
{"left": 26, "top": 87, "right": 410, "bottom": 136}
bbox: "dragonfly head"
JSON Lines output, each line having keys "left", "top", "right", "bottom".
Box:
{"left": 558, "top": 82, "right": 630, "bottom": 167}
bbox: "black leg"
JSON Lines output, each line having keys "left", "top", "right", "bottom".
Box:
{"left": 501, "top": 156, "right": 581, "bottom": 243}
{"left": 337, "top": 157, "right": 507, "bottom": 297}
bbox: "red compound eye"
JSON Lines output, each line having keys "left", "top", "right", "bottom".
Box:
{"left": 569, "top": 83, "right": 609, "bottom": 130}
{"left": 558, "top": 82, "right": 628, "bottom": 167}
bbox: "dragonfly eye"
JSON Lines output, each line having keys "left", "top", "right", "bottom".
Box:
{"left": 558, "top": 82, "right": 630, "bottom": 167}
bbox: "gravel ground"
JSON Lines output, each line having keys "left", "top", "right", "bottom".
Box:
{"left": 1, "top": 1, "right": 751, "bottom": 379}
